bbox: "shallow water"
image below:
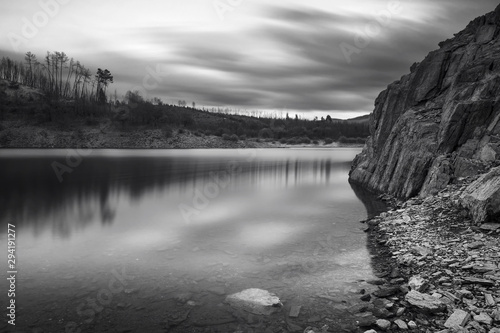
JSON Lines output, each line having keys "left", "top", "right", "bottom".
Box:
{"left": 0, "top": 148, "right": 386, "bottom": 332}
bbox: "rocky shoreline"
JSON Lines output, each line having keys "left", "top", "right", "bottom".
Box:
{"left": 344, "top": 5, "right": 500, "bottom": 331}
{"left": 353, "top": 177, "right": 500, "bottom": 333}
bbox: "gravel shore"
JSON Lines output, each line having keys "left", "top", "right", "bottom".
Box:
{"left": 357, "top": 177, "right": 500, "bottom": 332}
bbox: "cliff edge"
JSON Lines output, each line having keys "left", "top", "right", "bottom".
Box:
{"left": 350, "top": 5, "right": 500, "bottom": 211}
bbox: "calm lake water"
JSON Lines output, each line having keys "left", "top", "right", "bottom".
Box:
{"left": 0, "top": 148, "right": 385, "bottom": 333}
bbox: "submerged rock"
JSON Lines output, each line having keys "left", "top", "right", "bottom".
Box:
{"left": 225, "top": 288, "right": 282, "bottom": 315}
{"left": 288, "top": 305, "right": 301, "bottom": 318}
{"left": 373, "top": 286, "right": 400, "bottom": 298}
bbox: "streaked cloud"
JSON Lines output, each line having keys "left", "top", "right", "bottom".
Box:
{"left": 0, "top": 0, "right": 498, "bottom": 119}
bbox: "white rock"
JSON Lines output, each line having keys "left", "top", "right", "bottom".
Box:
{"left": 225, "top": 288, "right": 282, "bottom": 315}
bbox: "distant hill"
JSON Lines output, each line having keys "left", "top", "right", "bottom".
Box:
{"left": 346, "top": 114, "right": 370, "bottom": 123}
{"left": 0, "top": 50, "right": 371, "bottom": 148}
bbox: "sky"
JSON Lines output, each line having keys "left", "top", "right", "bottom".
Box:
{"left": 0, "top": 0, "right": 499, "bottom": 119}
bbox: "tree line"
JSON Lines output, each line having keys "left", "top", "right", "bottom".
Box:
{"left": 1, "top": 51, "right": 112, "bottom": 103}
{"left": 117, "top": 89, "right": 369, "bottom": 143}
{"left": 0, "top": 51, "right": 369, "bottom": 142}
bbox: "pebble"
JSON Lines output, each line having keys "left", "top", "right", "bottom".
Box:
{"left": 473, "top": 312, "right": 493, "bottom": 325}
{"left": 467, "top": 241, "right": 485, "bottom": 250}
{"left": 393, "top": 319, "right": 408, "bottom": 330}
{"left": 376, "top": 319, "right": 391, "bottom": 330}
{"left": 484, "top": 293, "right": 496, "bottom": 306}
{"left": 355, "top": 314, "right": 377, "bottom": 327}
{"left": 289, "top": 305, "right": 301, "bottom": 318}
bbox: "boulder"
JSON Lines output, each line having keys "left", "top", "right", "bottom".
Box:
{"left": 405, "top": 290, "right": 446, "bottom": 313}
{"left": 460, "top": 166, "right": 500, "bottom": 223}
{"left": 225, "top": 288, "right": 282, "bottom": 315}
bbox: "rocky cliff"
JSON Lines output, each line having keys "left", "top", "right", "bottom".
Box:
{"left": 350, "top": 5, "right": 500, "bottom": 207}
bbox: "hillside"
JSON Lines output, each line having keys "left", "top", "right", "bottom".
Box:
{"left": 0, "top": 77, "right": 369, "bottom": 148}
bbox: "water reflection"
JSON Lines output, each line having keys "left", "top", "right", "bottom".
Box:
{"left": 350, "top": 182, "right": 388, "bottom": 218}
{"left": 0, "top": 148, "right": 387, "bottom": 332}
{"left": 0, "top": 149, "right": 351, "bottom": 238}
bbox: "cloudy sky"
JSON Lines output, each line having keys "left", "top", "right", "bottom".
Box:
{"left": 0, "top": 0, "right": 498, "bottom": 119}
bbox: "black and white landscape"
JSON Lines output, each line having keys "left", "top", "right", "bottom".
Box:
{"left": 1, "top": 1, "right": 500, "bottom": 332}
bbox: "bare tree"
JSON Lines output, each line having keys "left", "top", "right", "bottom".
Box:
{"left": 24, "top": 52, "right": 36, "bottom": 87}
{"left": 58, "top": 52, "right": 69, "bottom": 96}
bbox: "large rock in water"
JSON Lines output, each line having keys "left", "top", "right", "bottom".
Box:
{"left": 460, "top": 166, "right": 500, "bottom": 223}
{"left": 225, "top": 288, "right": 282, "bottom": 315}
{"left": 350, "top": 4, "right": 500, "bottom": 201}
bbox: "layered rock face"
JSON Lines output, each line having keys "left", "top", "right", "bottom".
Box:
{"left": 350, "top": 5, "right": 500, "bottom": 202}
